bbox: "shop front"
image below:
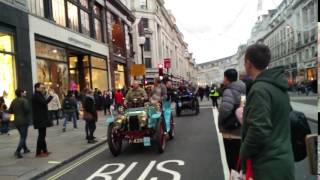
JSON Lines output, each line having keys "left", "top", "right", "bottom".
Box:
{"left": 114, "top": 63, "right": 126, "bottom": 90}
{"left": 0, "top": 3, "right": 32, "bottom": 106}
{"left": 307, "top": 68, "right": 317, "bottom": 81}
{"left": 35, "top": 39, "right": 108, "bottom": 98}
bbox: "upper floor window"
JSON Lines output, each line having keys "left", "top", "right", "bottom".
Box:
{"left": 28, "top": 0, "right": 44, "bottom": 17}
{"left": 67, "top": 1, "right": 79, "bottom": 32}
{"left": 52, "top": 0, "right": 66, "bottom": 27}
{"left": 140, "top": 0, "right": 147, "bottom": 9}
{"left": 141, "top": 18, "right": 149, "bottom": 29}
{"left": 93, "top": 4, "right": 103, "bottom": 42}
{"left": 145, "top": 58, "right": 152, "bottom": 68}
{"left": 144, "top": 37, "right": 151, "bottom": 51}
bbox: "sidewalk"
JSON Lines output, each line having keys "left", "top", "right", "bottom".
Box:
{"left": 0, "top": 111, "right": 108, "bottom": 180}
{"left": 291, "top": 102, "right": 317, "bottom": 122}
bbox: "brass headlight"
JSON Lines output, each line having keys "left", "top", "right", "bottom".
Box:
{"left": 114, "top": 115, "right": 126, "bottom": 127}
{"left": 138, "top": 111, "right": 148, "bottom": 127}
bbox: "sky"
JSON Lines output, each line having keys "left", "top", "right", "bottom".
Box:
{"left": 164, "top": 0, "right": 283, "bottom": 64}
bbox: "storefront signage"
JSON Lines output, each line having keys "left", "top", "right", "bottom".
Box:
{"left": 130, "top": 64, "right": 145, "bottom": 76}
{"left": 68, "top": 37, "right": 92, "bottom": 48}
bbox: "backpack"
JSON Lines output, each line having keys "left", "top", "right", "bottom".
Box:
{"left": 289, "top": 110, "right": 311, "bottom": 162}
{"left": 63, "top": 98, "right": 72, "bottom": 110}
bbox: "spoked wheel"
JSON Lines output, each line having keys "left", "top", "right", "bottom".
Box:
{"left": 107, "top": 123, "right": 122, "bottom": 156}
{"left": 169, "top": 114, "right": 175, "bottom": 140}
{"left": 155, "top": 119, "right": 166, "bottom": 153}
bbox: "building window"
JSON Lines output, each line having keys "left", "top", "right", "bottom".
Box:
{"left": 144, "top": 37, "right": 151, "bottom": 51}
{"left": 67, "top": 1, "right": 79, "bottom": 32}
{"left": 35, "top": 41, "right": 68, "bottom": 99}
{"left": 305, "top": 49, "right": 309, "bottom": 60}
{"left": 80, "top": 10, "right": 90, "bottom": 36}
{"left": 80, "top": 0, "right": 88, "bottom": 9}
{"left": 28, "top": 0, "right": 44, "bottom": 17}
{"left": 145, "top": 58, "right": 152, "bottom": 68}
{"left": 140, "top": 0, "right": 147, "bottom": 9}
{"left": 141, "top": 18, "right": 149, "bottom": 29}
{"left": 93, "top": 4, "right": 103, "bottom": 42}
{"left": 52, "top": 0, "right": 66, "bottom": 27}
{"left": 0, "top": 32, "right": 16, "bottom": 106}
{"left": 91, "top": 56, "right": 108, "bottom": 90}
{"left": 114, "top": 64, "right": 125, "bottom": 89}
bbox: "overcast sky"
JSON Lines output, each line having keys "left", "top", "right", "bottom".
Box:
{"left": 164, "top": 0, "right": 282, "bottom": 64}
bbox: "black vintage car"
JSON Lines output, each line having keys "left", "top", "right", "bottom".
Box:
{"left": 174, "top": 88, "right": 199, "bottom": 116}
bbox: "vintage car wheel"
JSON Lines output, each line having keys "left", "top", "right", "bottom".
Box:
{"left": 169, "top": 114, "right": 175, "bottom": 140}
{"left": 155, "top": 119, "right": 166, "bottom": 153}
{"left": 107, "top": 123, "right": 122, "bottom": 156}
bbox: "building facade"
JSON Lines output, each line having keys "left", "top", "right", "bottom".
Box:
{"left": 248, "top": 0, "right": 318, "bottom": 85}
{"left": 196, "top": 56, "right": 234, "bottom": 87}
{"left": 123, "top": 0, "right": 196, "bottom": 85}
{"left": 0, "top": 0, "right": 32, "bottom": 105}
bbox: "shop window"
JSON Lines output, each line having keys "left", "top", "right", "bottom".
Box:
{"left": 115, "top": 64, "right": 125, "bottom": 89}
{"left": 92, "top": 69, "right": 108, "bottom": 90}
{"left": 37, "top": 59, "right": 68, "bottom": 98}
{"left": 91, "top": 56, "right": 107, "bottom": 69}
{"left": 52, "top": 0, "right": 66, "bottom": 27}
{"left": 67, "top": 2, "right": 79, "bottom": 32}
{"left": 80, "top": 10, "right": 90, "bottom": 36}
{"left": 28, "top": 0, "right": 44, "bottom": 17}
{"left": 35, "top": 41, "right": 67, "bottom": 62}
{"left": 0, "top": 49, "right": 16, "bottom": 106}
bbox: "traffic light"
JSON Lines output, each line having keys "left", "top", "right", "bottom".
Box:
{"left": 158, "top": 64, "right": 164, "bottom": 77}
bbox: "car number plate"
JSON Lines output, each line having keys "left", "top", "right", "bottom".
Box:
{"left": 130, "top": 138, "right": 144, "bottom": 144}
{"left": 143, "top": 137, "right": 151, "bottom": 146}
{"left": 178, "top": 102, "right": 182, "bottom": 107}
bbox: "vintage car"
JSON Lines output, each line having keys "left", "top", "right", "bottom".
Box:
{"left": 175, "top": 90, "right": 200, "bottom": 116}
{"left": 107, "top": 98, "right": 175, "bottom": 156}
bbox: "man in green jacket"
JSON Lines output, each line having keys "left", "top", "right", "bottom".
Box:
{"left": 240, "top": 44, "right": 294, "bottom": 180}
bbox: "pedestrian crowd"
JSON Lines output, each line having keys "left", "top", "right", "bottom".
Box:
{"left": 0, "top": 82, "right": 122, "bottom": 158}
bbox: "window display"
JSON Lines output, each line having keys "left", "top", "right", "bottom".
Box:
{"left": 0, "top": 33, "right": 15, "bottom": 106}
{"left": 115, "top": 64, "right": 125, "bottom": 90}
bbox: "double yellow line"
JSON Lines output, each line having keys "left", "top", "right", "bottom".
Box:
{"left": 47, "top": 146, "right": 106, "bottom": 180}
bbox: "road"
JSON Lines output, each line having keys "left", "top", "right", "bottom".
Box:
{"left": 43, "top": 105, "right": 225, "bottom": 180}
{"left": 42, "top": 100, "right": 317, "bottom": 180}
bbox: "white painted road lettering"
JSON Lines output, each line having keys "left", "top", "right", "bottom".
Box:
{"left": 86, "top": 160, "right": 185, "bottom": 180}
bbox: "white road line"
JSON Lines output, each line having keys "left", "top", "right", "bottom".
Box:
{"left": 212, "top": 107, "right": 230, "bottom": 180}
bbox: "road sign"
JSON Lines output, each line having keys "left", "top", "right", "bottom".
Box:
{"left": 164, "top": 58, "right": 171, "bottom": 69}
{"left": 130, "top": 64, "right": 145, "bottom": 76}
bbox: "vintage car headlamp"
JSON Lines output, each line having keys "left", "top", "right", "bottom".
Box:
{"left": 114, "top": 115, "right": 126, "bottom": 128}
{"left": 138, "top": 111, "right": 148, "bottom": 127}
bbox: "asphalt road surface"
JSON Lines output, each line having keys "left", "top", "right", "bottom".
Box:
{"left": 42, "top": 100, "right": 317, "bottom": 180}
{"left": 43, "top": 106, "right": 225, "bottom": 180}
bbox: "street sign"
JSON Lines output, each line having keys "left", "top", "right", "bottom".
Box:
{"left": 130, "top": 64, "right": 145, "bottom": 76}
{"left": 164, "top": 58, "right": 171, "bottom": 69}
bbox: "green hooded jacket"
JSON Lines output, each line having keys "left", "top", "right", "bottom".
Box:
{"left": 240, "top": 67, "right": 294, "bottom": 180}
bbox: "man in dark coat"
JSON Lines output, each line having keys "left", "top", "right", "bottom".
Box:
{"left": 32, "top": 83, "right": 53, "bottom": 157}
{"left": 240, "top": 44, "right": 294, "bottom": 180}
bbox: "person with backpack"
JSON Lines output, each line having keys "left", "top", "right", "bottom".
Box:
{"left": 62, "top": 91, "right": 78, "bottom": 132}
{"left": 218, "top": 69, "right": 246, "bottom": 170}
{"left": 240, "top": 44, "right": 294, "bottom": 179}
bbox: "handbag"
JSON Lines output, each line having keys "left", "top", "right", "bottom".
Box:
{"left": 230, "top": 157, "right": 254, "bottom": 180}
{"left": 83, "top": 111, "right": 94, "bottom": 121}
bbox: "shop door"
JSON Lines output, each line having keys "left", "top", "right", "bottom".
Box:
{"left": 68, "top": 55, "right": 91, "bottom": 91}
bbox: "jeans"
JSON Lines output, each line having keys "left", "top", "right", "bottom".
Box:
{"left": 63, "top": 112, "right": 77, "bottom": 129}
{"left": 16, "top": 126, "right": 28, "bottom": 152}
{"left": 0, "top": 121, "right": 9, "bottom": 134}
{"left": 36, "top": 128, "right": 47, "bottom": 155}
{"left": 85, "top": 121, "right": 96, "bottom": 140}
